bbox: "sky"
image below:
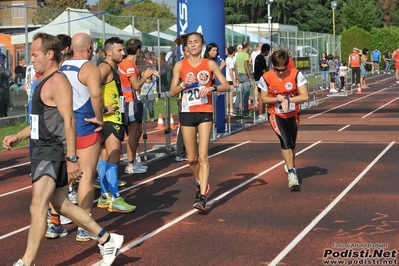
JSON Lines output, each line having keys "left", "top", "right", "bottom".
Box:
{"left": 86, "top": 0, "right": 177, "bottom": 15}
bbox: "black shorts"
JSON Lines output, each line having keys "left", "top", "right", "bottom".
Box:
{"left": 179, "top": 112, "right": 213, "bottom": 127}
{"left": 268, "top": 113, "right": 299, "bottom": 150}
{"left": 31, "top": 159, "right": 68, "bottom": 188}
{"left": 100, "top": 122, "right": 125, "bottom": 143}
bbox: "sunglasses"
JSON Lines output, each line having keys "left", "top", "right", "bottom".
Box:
{"left": 274, "top": 66, "right": 287, "bottom": 72}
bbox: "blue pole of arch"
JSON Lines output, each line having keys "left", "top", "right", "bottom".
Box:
{"left": 177, "top": 0, "right": 227, "bottom": 133}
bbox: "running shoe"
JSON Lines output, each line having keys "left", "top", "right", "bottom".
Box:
{"left": 124, "top": 164, "right": 146, "bottom": 174}
{"left": 13, "top": 259, "right": 35, "bottom": 266}
{"left": 45, "top": 224, "right": 68, "bottom": 239}
{"left": 175, "top": 156, "right": 188, "bottom": 162}
{"left": 97, "top": 195, "right": 112, "bottom": 209}
{"left": 98, "top": 233, "right": 124, "bottom": 266}
{"left": 195, "top": 183, "right": 210, "bottom": 202}
{"left": 134, "top": 161, "right": 148, "bottom": 170}
{"left": 108, "top": 197, "right": 136, "bottom": 213}
{"left": 76, "top": 227, "right": 96, "bottom": 242}
{"left": 288, "top": 171, "right": 299, "bottom": 188}
{"left": 94, "top": 178, "right": 127, "bottom": 189}
{"left": 46, "top": 213, "right": 72, "bottom": 225}
{"left": 193, "top": 195, "right": 207, "bottom": 211}
{"left": 68, "top": 188, "right": 78, "bottom": 204}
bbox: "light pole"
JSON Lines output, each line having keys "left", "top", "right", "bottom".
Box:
{"left": 266, "top": 0, "right": 273, "bottom": 46}
{"left": 331, "top": 1, "right": 337, "bottom": 35}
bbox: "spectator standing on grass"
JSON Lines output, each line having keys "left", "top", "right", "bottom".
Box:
{"left": 254, "top": 43, "right": 270, "bottom": 121}
{"left": 319, "top": 52, "right": 329, "bottom": 90}
{"left": 140, "top": 75, "right": 156, "bottom": 122}
{"left": 328, "top": 54, "right": 337, "bottom": 92}
{"left": 225, "top": 46, "right": 238, "bottom": 115}
{"left": 234, "top": 41, "right": 254, "bottom": 117}
{"left": 383, "top": 49, "right": 392, "bottom": 74}
{"left": 370, "top": 47, "right": 381, "bottom": 74}
{"left": 334, "top": 56, "right": 341, "bottom": 89}
{"left": 338, "top": 61, "right": 348, "bottom": 92}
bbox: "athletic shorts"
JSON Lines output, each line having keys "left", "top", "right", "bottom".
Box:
{"left": 373, "top": 61, "right": 379, "bottom": 64}
{"left": 100, "top": 122, "right": 125, "bottom": 143}
{"left": 179, "top": 112, "right": 213, "bottom": 127}
{"left": 268, "top": 113, "right": 299, "bottom": 150}
{"left": 76, "top": 132, "right": 101, "bottom": 149}
{"left": 31, "top": 159, "right": 68, "bottom": 188}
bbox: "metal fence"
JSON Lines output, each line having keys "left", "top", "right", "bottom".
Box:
{"left": 0, "top": 6, "right": 343, "bottom": 159}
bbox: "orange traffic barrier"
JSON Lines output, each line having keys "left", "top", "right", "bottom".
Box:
{"left": 170, "top": 114, "right": 177, "bottom": 130}
{"left": 155, "top": 114, "right": 165, "bottom": 130}
{"left": 356, "top": 84, "right": 362, "bottom": 94}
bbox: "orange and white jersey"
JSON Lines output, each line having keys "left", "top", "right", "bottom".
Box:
{"left": 349, "top": 53, "right": 360, "bottom": 68}
{"left": 180, "top": 58, "right": 214, "bottom": 113}
{"left": 258, "top": 68, "right": 307, "bottom": 118}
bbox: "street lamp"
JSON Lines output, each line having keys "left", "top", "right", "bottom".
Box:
{"left": 266, "top": 0, "right": 273, "bottom": 46}
{"left": 331, "top": 1, "right": 337, "bottom": 35}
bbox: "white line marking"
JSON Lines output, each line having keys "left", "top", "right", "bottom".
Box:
{"left": 267, "top": 141, "right": 395, "bottom": 266}
{"left": 307, "top": 88, "right": 389, "bottom": 119}
{"left": 338, "top": 125, "right": 350, "bottom": 131}
{"left": 361, "top": 96, "right": 399, "bottom": 118}
{"left": 92, "top": 141, "right": 322, "bottom": 266}
{"left": 0, "top": 141, "right": 250, "bottom": 240}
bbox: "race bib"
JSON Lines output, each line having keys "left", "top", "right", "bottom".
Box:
{"left": 30, "top": 114, "right": 39, "bottom": 140}
{"left": 181, "top": 86, "right": 208, "bottom": 112}
{"left": 275, "top": 101, "right": 295, "bottom": 114}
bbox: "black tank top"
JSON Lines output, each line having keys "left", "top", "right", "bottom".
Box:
{"left": 31, "top": 71, "right": 66, "bottom": 161}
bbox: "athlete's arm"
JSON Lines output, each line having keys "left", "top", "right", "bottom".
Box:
{"left": 170, "top": 61, "right": 183, "bottom": 97}
{"left": 81, "top": 63, "right": 103, "bottom": 129}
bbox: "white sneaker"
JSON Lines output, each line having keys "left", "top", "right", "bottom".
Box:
{"left": 13, "top": 259, "right": 35, "bottom": 266}
{"left": 68, "top": 189, "right": 78, "bottom": 204}
{"left": 125, "top": 164, "right": 146, "bottom": 174}
{"left": 377, "top": 71, "right": 380, "bottom": 74}
{"left": 98, "top": 233, "right": 124, "bottom": 266}
{"left": 134, "top": 161, "right": 148, "bottom": 170}
{"left": 329, "top": 88, "right": 338, "bottom": 93}
{"left": 288, "top": 171, "right": 299, "bottom": 188}
{"left": 60, "top": 215, "right": 72, "bottom": 225}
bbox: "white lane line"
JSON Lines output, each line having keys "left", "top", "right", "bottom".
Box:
{"left": 267, "top": 141, "right": 395, "bottom": 266}
{"left": 92, "top": 140, "right": 322, "bottom": 266}
{"left": 338, "top": 125, "right": 350, "bottom": 131}
{"left": 0, "top": 141, "right": 250, "bottom": 240}
{"left": 307, "top": 88, "right": 389, "bottom": 119}
{"left": 361, "top": 96, "right": 399, "bottom": 118}
{"left": 0, "top": 161, "right": 30, "bottom": 171}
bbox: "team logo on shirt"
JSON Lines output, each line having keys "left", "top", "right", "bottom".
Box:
{"left": 197, "top": 70, "right": 210, "bottom": 85}
{"left": 285, "top": 82, "right": 293, "bottom": 91}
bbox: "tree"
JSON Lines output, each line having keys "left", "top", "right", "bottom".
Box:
{"left": 337, "top": 0, "right": 382, "bottom": 31}
{"left": 32, "top": 0, "right": 89, "bottom": 26}
{"left": 99, "top": 0, "right": 175, "bottom": 32}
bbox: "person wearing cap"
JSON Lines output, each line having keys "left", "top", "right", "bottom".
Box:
{"left": 392, "top": 45, "right": 399, "bottom": 83}
{"left": 348, "top": 47, "right": 361, "bottom": 87}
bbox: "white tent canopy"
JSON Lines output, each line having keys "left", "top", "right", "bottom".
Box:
{"left": 122, "top": 25, "right": 142, "bottom": 39}
{"left": 235, "top": 28, "right": 271, "bottom": 44}
{"left": 12, "top": 8, "right": 134, "bottom": 45}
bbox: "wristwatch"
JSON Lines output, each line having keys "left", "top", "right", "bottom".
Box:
{"left": 66, "top": 155, "right": 79, "bottom": 163}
